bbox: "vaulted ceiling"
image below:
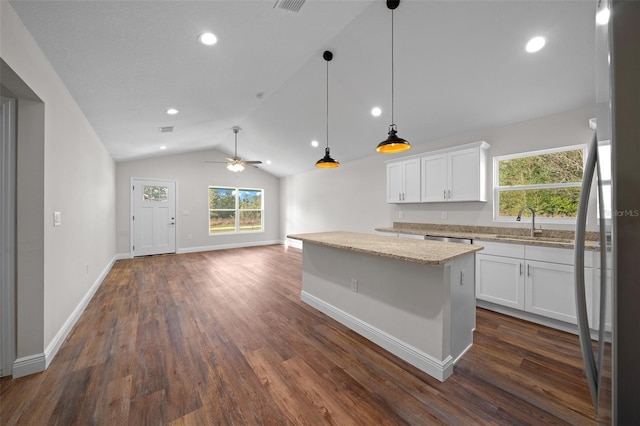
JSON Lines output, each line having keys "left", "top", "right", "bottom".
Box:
{"left": 10, "top": 0, "right": 596, "bottom": 177}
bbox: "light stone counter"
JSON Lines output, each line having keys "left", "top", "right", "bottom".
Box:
{"left": 375, "top": 223, "right": 599, "bottom": 250}
{"left": 287, "top": 231, "right": 483, "bottom": 265}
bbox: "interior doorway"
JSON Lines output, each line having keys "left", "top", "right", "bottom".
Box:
{"left": 131, "top": 178, "right": 177, "bottom": 257}
{"left": 1, "top": 96, "right": 16, "bottom": 377}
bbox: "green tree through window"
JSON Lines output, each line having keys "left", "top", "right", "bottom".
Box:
{"left": 209, "top": 187, "right": 263, "bottom": 234}
{"left": 494, "top": 146, "right": 584, "bottom": 220}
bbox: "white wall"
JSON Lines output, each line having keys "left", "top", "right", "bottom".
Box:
{"left": 1, "top": 2, "right": 116, "bottom": 373}
{"left": 281, "top": 105, "right": 597, "bottom": 240}
{"left": 280, "top": 152, "right": 388, "bottom": 238}
{"left": 115, "top": 149, "right": 281, "bottom": 255}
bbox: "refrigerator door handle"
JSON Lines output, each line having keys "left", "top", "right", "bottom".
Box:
{"left": 575, "top": 132, "right": 599, "bottom": 408}
{"left": 595, "top": 138, "right": 608, "bottom": 394}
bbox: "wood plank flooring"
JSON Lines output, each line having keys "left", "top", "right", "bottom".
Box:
{"left": 0, "top": 245, "right": 597, "bottom": 425}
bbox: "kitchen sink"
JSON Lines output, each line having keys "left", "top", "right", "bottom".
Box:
{"left": 494, "top": 235, "right": 575, "bottom": 244}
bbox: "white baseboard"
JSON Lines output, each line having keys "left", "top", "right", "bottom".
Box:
{"left": 301, "top": 291, "right": 454, "bottom": 382}
{"left": 177, "top": 239, "right": 283, "bottom": 254}
{"left": 39, "top": 254, "right": 118, "bottom": 373}
{"left": 284, "top": 238, "right": 303, "bottom": 250}
{"left": 115, "top": 252, "right": 131, "bottom": 260}
{"left": 12, "top": 353, "right": 46, "bottom": 378}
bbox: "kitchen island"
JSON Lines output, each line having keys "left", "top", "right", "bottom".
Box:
{"left": 286, "top": 231, "right": 483, "bottom": 381}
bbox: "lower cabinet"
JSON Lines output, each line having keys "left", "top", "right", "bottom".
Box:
{"left": 525, "top": 260, "right": 593, "bottom": 324}
{"left": 476, "top": 253, "right": 524, "bottom": 310}
{"left": 475, "top": 240, "right": 593, "bottom": 326}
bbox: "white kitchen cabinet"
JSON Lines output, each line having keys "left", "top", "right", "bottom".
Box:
{"left": 422, "top": 142, "right": 490, "bottom": 202}
{"left": 592, "top": 267, "right": 612, "bottom": 332}
{"left": 476, "top": 253, "right": 525, "bottom": 309}
{"left": 421, "top": 153, "right": 448, "bottom": 202}
{"left": 475, "top": 240, "right": 593, "bottom": 327}
{"left": 525, "top": 260, "right": 593, "bottom": 324}
{"left": 386, "top": 158, "right": 421, "bottom": 203}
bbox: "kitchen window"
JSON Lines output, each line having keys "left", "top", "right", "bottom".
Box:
{"left": 208, "top": 187, "right": 263, "bottom": 234}
{"left": 493, "top": 145, "right": 585, "bottom": 223}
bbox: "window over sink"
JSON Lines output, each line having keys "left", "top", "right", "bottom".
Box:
{"left": 493, "top": 145, "right": 585, "bottom": 223}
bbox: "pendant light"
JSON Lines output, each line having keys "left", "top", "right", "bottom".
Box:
{"left": 315, "top": 50, "right": 340, "bottom": 168}
{"left": 376, "top": 0, "right": 411, "bottom": 154}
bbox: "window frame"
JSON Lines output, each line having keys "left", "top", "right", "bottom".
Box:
{"left": 493, "top": 144, "right": 586, "bottom": 224}
{"left": 208, "top": 186, "right": 264, "bottom": 235}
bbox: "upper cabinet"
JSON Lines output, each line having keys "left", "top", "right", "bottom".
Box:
{"left": 386, "top": 158, "right": 421, "bottom": 203}
{"left": 422, "top": 142, "right": 490, "bottom": 202}
{"left": 385, "top": 141, "right": 490, "bottom": 204}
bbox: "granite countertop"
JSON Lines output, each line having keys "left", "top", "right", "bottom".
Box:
{"left": 375, "top": 222, "right": 600, "bottom": 250}
{"left": 286, "top": 231, "right": 483, "bottom": 265}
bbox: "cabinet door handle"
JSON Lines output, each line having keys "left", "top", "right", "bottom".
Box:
{"left": 398, "top": 193, "right": 401, "bottom": 201}
{"left": 448, "top": 189, "right": 452, "bottom": 199}
{"left": 443, "top": 190, "right": 447, "bottom": 199}
{"left": 527, "top": 264, "right": 531, "bottom": 277}
{"left": 519, "top": 263, "right": 523, "bottom": 276}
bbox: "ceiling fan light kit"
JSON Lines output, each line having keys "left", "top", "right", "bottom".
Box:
{"left": 315, "top": 50, "right": 340, "bottom": 168}
{"left": 227, "top": 162, "right": 245, "bottom": 172}
{"left": 376, "top": 0, "right": 411, "bottom": 154}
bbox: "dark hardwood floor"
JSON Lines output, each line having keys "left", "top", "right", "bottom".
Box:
{"left": 0, "top": 245, "right": 596, "bottom": 425}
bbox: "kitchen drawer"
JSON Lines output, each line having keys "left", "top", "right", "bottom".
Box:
{"left": 474, "top": 240, "right": 525, "bottom": 258}
{"left": 526, "top": 245, "right": 593, "bottom": 267}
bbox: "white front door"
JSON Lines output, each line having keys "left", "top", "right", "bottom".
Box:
{"left": 132, "top": 178, "right": 177, "bottom": 257}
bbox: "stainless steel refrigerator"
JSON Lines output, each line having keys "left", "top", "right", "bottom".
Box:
{"left": 574, "top": 0, "right": 640, "bottom": 424}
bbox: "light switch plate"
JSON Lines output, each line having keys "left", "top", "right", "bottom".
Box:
{"left": 53, "top": 211, "right": 62, "bottom": 226}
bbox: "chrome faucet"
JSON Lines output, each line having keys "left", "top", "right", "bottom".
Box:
{"left": 516, "top": 206, "right": 537, "bottom": 237}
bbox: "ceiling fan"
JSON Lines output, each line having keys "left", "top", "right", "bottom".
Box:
{"left": 206, "top": 126, "right": 262, "bottom": 172}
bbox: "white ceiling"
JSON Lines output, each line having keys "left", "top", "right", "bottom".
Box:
{"left": 9, "top": 0, "right": 596, "bottom": 177}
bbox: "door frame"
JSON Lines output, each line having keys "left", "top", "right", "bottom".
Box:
{"left": 129, "top": 177, "right": 178, "bottom": 258}
{"left": 1, "top": 96, "right": 16, "bottom": 377}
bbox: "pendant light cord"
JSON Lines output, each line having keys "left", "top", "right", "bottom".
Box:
{"left": 391, "top": 8, "right": 395, "bottom": 125}
{"left": 326, "top": 57, "right": 329, "bottom": 149}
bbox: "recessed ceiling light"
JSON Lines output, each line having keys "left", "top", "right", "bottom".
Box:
{"left": 596, "top": 8, "right": 610, "bottom": 25}
{"left": 266, "top": 160, "right": 272, "bottom": 165}
{"left": 166, "top": 108, "right": 179, "bottom": 115}
{"left": 371, "top": 107, "right": 382, "bottom": 117}
{"left": 198, "top": 32, "right": 218, "bottom": 46}
{"left": 159, "top": 145, "right": 167, "bottom": 150}
{"left": 525, "top": 36, "right": 546, "bottom": 53}
{"left": 311, "top": 140, "right": 319, "bottom": 148}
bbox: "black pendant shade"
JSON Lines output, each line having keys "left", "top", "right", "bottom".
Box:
{"left": 316, "top": 50, "right": 340, "bottom": 168}
{"left": 315, "top": 147, "right": 339, "bottom": 168}
{"left": 377, "top": 0, "right": 411, "bottom": 154}
{"left": 376, "top": 124, "right": 411, "bottom": 153}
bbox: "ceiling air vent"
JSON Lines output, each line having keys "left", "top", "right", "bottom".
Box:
{"left": 158, "top": 126, "right": 174, "bottom": 133}
{"left": 273, "top": 0, "right": 305, "bottom": 13}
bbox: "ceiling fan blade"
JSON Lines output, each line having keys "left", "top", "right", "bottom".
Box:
{"left": 205, "top": 160, "right": 229, "bottom": 164}
{"left": 243, "top": 160, "right": 262, "bottom": 165}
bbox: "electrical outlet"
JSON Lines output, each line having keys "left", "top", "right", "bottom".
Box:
{"left": 351, "top": 279, "right": 358, "bottom": 292}
{"left": 441, "top": 211, "right": 448, "bottom": 220}
{"left": 188, "top": 233, "right": 193, "bottom": 240}
{"left": 398, "top": 211, "right": 404, "bottom": 219}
